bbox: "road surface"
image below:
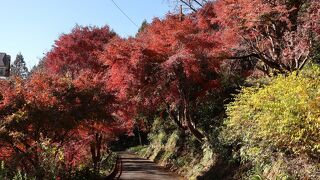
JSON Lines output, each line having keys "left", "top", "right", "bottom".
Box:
{"left": 118, "top": 152, "right": 184, "bottom": 180}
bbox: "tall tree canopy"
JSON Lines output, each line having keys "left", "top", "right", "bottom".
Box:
{"left": 0, "top": 26, "right": 125, "bottom": 179}
{"left": 101, "top": 14, "right": 225, "bottom": 141}
{"left": 101, "top": 0, "right": 319, "bottom": 142}
{"left": 45, "top": 25, "right": 117, "bottom": 75}
{"left": 203, "top": 0, "right": 320, "bottom": 74}
{"left": 0, "top": 70, "right": 124, "bottom": 176}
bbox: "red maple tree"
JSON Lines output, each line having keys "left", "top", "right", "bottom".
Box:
{"left": 203, "top": 0, "right": 320, "bottom": 74}
{"left": 45, "top": 25, "right": 117, "bottom": 75}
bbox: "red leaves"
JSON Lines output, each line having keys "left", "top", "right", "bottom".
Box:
{"left": 209, "top": 0, "right": 320, "bottom": 73}
{"left": 0, "top": 69, "right": 123, "bottom": 168}
{"left": 100, "top": 37, "right": 140, "bottom": 100}
{"left": 1, "top": 0, "right": 318, "bottom": 171}
{"left": 45, "top": 25, "right": 117, "bottom": 74}
{"left": 99, "top": 13, "right": 224, "bottom": 127}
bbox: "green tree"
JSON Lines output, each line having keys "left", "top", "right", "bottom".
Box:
{"left": 136, "top": 19, "right": 148, "bottom": 36}
{"left": 10, "top": 53, "right": 29, "bottom": 79}
{"left": 29, "top": 57, "right": 45, "bottom": 75}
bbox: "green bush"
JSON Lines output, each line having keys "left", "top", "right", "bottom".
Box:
{"left": 0, "top": 161, "right": 8, "bottom": 179}
{"left": 0, "top": 161, "right": 32, "bottom": 180}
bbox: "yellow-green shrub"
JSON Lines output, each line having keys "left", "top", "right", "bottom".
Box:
{"left": 223, "top": 65, "right": 320, "bottom": 157}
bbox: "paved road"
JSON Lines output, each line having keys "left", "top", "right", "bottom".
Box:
{"left": 118, "top": 152, "right": 184, "bottom": 180}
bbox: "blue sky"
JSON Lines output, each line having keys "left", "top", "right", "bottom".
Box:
{"left": 0, "top": 0, "right": 174, "bottom": 69}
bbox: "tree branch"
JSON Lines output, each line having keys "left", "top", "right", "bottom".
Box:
{"left": 180, "top": 0, "right": 197, "bottom": 12}
{"left": 193, "top": 0, "right": 204, "bottom": 7}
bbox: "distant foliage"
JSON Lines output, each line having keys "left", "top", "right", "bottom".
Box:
{"left": 10, "top": 53, "right": 29, "bottom": 79}
{"left": 136, "top": 19, "right": 149, "bottom": 36}
{"left": 29, "top": 57, "right": 46, "bottom": 75}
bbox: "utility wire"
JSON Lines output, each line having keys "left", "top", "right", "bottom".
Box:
{"left": 110, "top": 0, "right": 139, "bottom": 28}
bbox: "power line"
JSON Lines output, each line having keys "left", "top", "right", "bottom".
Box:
{"left": 110, "top": 0, "right": 139, "bottom": 28}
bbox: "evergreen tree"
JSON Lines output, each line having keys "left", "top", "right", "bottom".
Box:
{"left": 29, "top": 57, "right": 45, "bottom": 75}
{"left": 136, "top": 20, "right": 148, "bottom": 36}
{"left": 10, "top": 53, "right": 29, "bottom": 79}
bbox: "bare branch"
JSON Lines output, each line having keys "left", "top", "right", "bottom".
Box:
{"left": 193, "top": 0, "right": 204, "bottom": 7}
{"left": 180, "top": 0, "right": 197, "bottom": 12}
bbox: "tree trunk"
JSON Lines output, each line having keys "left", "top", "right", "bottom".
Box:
{"left": 90, "top": 133, "right": 103, "bottom": 174}
{"left": 169, "top": 109, "right": 187, "bottom": 130}
{"left": 173, "top": 62, "right": 205, "bottom": 142}
{"left": 137, "top": 126, "right": 142, "bottom": 146}
{"left": 184, "top": 104, "right": 205, "bottom": 142}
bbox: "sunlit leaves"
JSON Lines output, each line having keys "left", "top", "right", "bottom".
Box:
{"left": 45, "top": 25, "right": 117, "bottom": 74}
{"left": 223, "top": 65, "right": 320, "bottom": 157}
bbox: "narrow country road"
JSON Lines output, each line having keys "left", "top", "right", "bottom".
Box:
{"left": 118, "top": 152, "right": 184, "bottom": 180}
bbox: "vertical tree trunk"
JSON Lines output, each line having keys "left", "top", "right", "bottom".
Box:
{"left": 173, "top": 62, "right": 205, "bottom": 142}
{"left": 90, "top": 133, "right": 103, "bottom": 175}
{"left": 169, "top": 109, "right": 187, "bottom": 130}
{"left": 165, "top": 101, "right": 187, "bottom": 130}
{"left": 137, "top": 126, "right": 142, "bottom": 146}
{"left": 34, "top": 126, "right": 44, "bottom": 180}
{"left": 184, "top": 100, "right": 205, "bottom": 142}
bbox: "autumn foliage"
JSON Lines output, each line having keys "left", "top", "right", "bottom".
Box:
{"left": 209, "top": 0, "right": 320, "bottom": 73}
{"left": 45, "top": 25, "right": 116, "bottom": 74}
{"left": 0, "top": 0, "right": 319, "bottom": 178}
{"left": 0, "top": 26, "right": 124, "bottom": 178}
